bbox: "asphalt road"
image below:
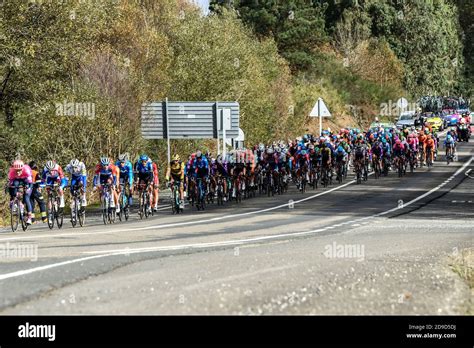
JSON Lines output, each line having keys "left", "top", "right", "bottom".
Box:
{"left": 0, "top": 136, "right": 473, "bottom": 314}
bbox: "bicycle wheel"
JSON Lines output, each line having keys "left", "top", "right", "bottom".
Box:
{"left": 102, "top": 194, "right": 108, "bottom": 225}
{"left": 56, "top": 197, "right": 64, "bottom": 229}
{"left": 10, "top": 201, "right": 19, "bottom": 232}
{"left": 171, "top": 188, "right": 177, "bottom": 214}
{"left": 78, "top": 200, "right": 85, "bottom": 227}
{"left": 71, "top": 197, "right": 78, "bottom": 228}
{"left": 117, "top": 192, "right": 124, "bottom": 222}
{"left": 144, "top": 192, "right": 150, "bottom": 218}
{"left": 201, "top": 187, "right": 207, "bottom": 209}
{"left": 47, "top": 195, "right": 55, "bottom": 229}
{"left": 21, "top": 206, "right": 28, "bottom": 231}
{"left": 109, "top": 206, "right": 116, "bottom": 223}
{"left": 138, "top": 190, "right": 144, "bottom": 219}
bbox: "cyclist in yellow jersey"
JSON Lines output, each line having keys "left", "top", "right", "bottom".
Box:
{"left": 165, "top": 154, "right": 185, "bottom": 209}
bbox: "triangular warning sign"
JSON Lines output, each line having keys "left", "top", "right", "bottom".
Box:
{"left": 309, "top": 98, "right": 331, "bottom": 117}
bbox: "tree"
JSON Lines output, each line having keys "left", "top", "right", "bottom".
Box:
{"left": 211, "top": 0, "right": 328, "bottom": 71}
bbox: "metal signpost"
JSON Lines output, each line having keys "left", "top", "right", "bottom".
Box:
{"left": 309, "top": 97, "right": 332, "bottom": 136}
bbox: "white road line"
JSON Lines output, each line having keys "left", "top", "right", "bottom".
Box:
{"left": 465, "top": 168, "right": 474, "bottom": 179}
{"left": 0, "top": 252, "right": 137, "bottom": 281}
{"left": 374, "top": 157, "right": 472, "bottom": 217}
{"left": 0, "top": 157, "right": 471, "bottom": 281}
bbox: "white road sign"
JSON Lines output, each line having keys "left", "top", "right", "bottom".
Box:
{"left": 310, "top": 98, "right": 332, "bottom": 117}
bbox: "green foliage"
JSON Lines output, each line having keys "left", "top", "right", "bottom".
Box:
{"left": 212, "top": 0, "right": 328, "bottom": 70}
{"left": 164, "top": 8, "right": 293, "bottom": 144}
{"left": 370, "top": 0, "right": 463, "bottom": 96}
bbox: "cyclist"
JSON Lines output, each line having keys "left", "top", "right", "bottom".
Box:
{"left": 184, "top": 153, "right": 196, "bottom": 201}
{"left": 244, "top": 148, "right": 256, "bottom": 189}
{"left": 93, "top": 156, "right": 120, "bottom": 213}
{"left": 28, "top": 161, "right": 47, "bottom": 223}
{"left": 165, "top": 154, "right": 185, "bottom": 210}
{"left": 406, "top": 134, "right": 418, "bottom": 167}
{"left": 392, "top": 139, "right": 405, "bottom": 170}
{"left": 229, "top": 150, "right": 246, "bottom": 198}
{"left": 192, "top": 150, "right": 209, "bottom": 202}
{"left": 295, "top": 148, "right": 310, "bottom": 189}
{"left": 334, "top": 145, "right": 348, "bottom": 179}
{"left": 115, "top": 153, "right": 134, "bottom": 206}
{"left": 7, "top": 160, "right": 34, "bottom": 225}
{"left": 444, "top": 134, "right": 456, "bottom": 159}
{"left": 353, "top": 137, "right": 367, "bottom": 177}
{"left": 424, "top": 134, "right": 436, "bottom": 165}
{"left": 42, "top": 160, "right": 68, "bottom": 212}
{"left": 213, "top": 154, "right": 230, "bottom": 201}
{"left": 320, "top": 141, "right": 332, "bottom": 183}
{"left": 371, "top": 139, "right": 383, "bottom": 173}
{"left": 65, "top": 158, "right": 88, "bottom": 211}
{"left": 134, "top": 154, "right": 154, "bottom": 214}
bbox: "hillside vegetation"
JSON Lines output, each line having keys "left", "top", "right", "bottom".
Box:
{"left": 0, "top": 0, "right": 471, "bottom": 220}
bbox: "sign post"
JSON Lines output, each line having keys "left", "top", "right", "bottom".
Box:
{"left": 165, "top": 97, "right": 170, "bottom": 164}
{"left": 221, "top": 109, "right": 231, "bottom": 158}
{"left": 216, "top": 101, "right": 220, "bottom": 156}
{"left": 309, "top": 97, "right": 332, "bottom": 136}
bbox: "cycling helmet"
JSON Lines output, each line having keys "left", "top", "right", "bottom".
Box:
{"left": 100, "top": 157, "right": 110, "bottom": 166}
{"left": 275, "top": 147, "right": 281, "bottom": 153}
{"left": 446, "top": 134, "right": 452, "bottom": 141}
{"left": 301, "top": 150, "right": 307, "bottom": 156}
{"left": 424, "top": 129, "right": 429, "bottom": 135}
{"left": 70, "top": 159, "right": 80, "bottom": 167}
{"left": 13, "top": 160, "right": 24, "bottom": 170}
{"left": 172, "top": 154, "right": 180, "bottom": 161}
{"left": 267, "top": 148, "right": 274, "bottom": 155}
{"left": 259, "top": 143, "right": 265, "bottom": 151}
{"left": 337, "top": 146, "right": 344, "bottom": 152}
{"left": 118, "top": 153, "right": 127, "bottom": 162}
{"left": 139, "top": 154, "right": 149, "bottom": 162}
{"left": 45, "top": 160, "right": 55, "bottom": 170}
{"left": 196, "top": 150, "right": 202, "bottom": 159}
{"left": 395, "top": 139, "right": 401, "bottom": 145}
{"left": 308, "top": 144, "right": 314, "bottom": 150}
{"left": 216, "top": 155, "right": 222, "bottom": 164}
